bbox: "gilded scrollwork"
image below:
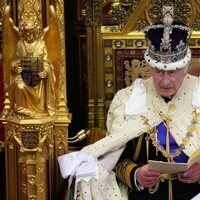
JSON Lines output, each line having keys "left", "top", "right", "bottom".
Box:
{"left": 101, "top": 0, "right": 200, "bottom": 33}
{"left": 85, "top": 0, "right": 102, "bottom": 26}
{"left": 53, "top": 128, "right": 68, "bottom": 154}
{"left": 148, "top": 0, "right": 191, "bottom": 24}
{"left": 22, "top": 183, "right": 27, "bottom": 194}
{"left": 18, "top": 0, "right": 42, "bottom": 31}
{"left": 109, "top": 0, "right": 140, "bottom": 29}
{"left": 193, "top": 19, "right": 200, "bottom": 31}
{"left": 6, "top": 122, "right": 53, "bottom": 152}
{"left": 55, "top": 0, "right": 66, "bottom": 101}
{"left": 0, "top": 0, "right": 7, "bottom": 15}
{"left": 27, "top": 175, "right": 37, "bottom": 185}
{"left": 123, "top": 57, "right": 150, "bottom": 86}
{"left": 134, "top": 18, "right": 149, "bottom": 32}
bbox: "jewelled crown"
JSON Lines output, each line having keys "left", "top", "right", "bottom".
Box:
{"left": 144, "top": 6, "right": 192, "bottom": 70}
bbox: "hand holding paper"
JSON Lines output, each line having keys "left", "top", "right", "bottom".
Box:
{"left": 148, "top": 148, "right": 200, "bottom": 173}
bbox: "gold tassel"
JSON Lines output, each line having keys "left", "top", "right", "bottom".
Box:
{"left": 165, "top": 121, "right": 173, "bottom": 200}
{"left": 145, "top": 134, "right": 150, "bottom": 161}
{"left": 168, "top": 176, "right": 173, "bottom": 200}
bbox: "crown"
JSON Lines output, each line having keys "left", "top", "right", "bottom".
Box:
{"left": 144, "top": 6, "right": 192, "bottom": 70}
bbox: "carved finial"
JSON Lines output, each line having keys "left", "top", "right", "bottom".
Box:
{"left": 0, "top": 84, "right": 12, "bottom": 120}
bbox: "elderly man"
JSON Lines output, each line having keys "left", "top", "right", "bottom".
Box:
{"left": 58, "top": 6, "right": 200, "bottom": 200}
{"left": 113, "top": 6, "right": 200, "bottom": 199}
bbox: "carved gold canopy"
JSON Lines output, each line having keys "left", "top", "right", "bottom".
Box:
{"left": 102, "top": 0, "right": 200, "bottom": 33}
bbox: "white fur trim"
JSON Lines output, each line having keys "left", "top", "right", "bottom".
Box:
{"left": 144, "top": 48, "right": 191, "bottom": 70}
{"left": 192, "top": 78, "right": 200, "bottom": 113}
{"left": 124, "top": 79, "right": 147, "bottom": 118}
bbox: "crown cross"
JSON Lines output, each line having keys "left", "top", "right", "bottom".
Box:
{"left": 161, "top": 6, "right": 174, "bottom": 53}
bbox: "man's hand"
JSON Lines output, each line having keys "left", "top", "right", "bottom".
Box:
{"left": 136, "top": 164, "right": 160, "bottom": 188}
{"left": 178, "top": 163, "right": 200, "bottom": 184}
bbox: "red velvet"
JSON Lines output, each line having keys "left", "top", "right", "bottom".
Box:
{"left": 0, "top": 61, "right": 4, "bottom": 141}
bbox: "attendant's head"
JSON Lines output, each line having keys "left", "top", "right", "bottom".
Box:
{"left": 144, "top": 6, "right": 192, "bottom": 98}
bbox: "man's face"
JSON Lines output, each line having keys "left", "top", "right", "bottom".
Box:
{"left": 150, "top": 67, "right": 188, "bottom": 98}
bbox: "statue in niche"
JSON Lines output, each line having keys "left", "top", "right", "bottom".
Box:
{"left": 3, "top": 5, "right": 62, "bottom": 119}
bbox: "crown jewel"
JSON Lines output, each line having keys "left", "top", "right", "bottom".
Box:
{"left": 144, "top": 6, "right": 192, "bottom": 70}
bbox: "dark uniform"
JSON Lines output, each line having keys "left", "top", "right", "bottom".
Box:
{"left": 115, "top": 126, "right": 200, "bottom": 200}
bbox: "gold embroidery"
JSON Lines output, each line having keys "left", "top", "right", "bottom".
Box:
{"left": 125, "top": 163, "right": 137, "bottom": 189}
{"left": 133, "top": 135, "right": 144, "bottom": 161}
{"left": 168, "top": 104, "right": 176, "bottom": 111}
{"left": 145, "top": 133, "right": 151, "bottom": 159}
{"left": 141, "top": 112, "right": 198, "bottom": 161}
{"left": 115, "top": 159, "right": 137, "bottom": 189}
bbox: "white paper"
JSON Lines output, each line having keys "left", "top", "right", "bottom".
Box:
{"left": 191, "top": 193, "right": 200, "bottom": 200}
{"left": 148, "top": 160, "right": 187, "bottom": 173}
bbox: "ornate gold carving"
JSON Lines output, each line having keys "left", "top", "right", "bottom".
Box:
{"left": 2, "top": 1, "right": 70, "bottom": 200}
{"left": 28, "top": 175, "right": 37, "bottom": 185}
{"left": 53, "top": 128, "right": 68, "bottom": 152}
{"left": 55, "top": 0, "right": 68, "bottom": 104}
{"left": 0, "top": 0, "right": 7, "bottom": 21}
{"left": 102, "top": 0, "right": 200, "bottom": 33}
{"left": 123, "top": 56, "right": 150, "bottom": 86}
{"left": 85, "top": 0, "right": 106, "bottom": 128}
{"left": 18, "top": 0, "right": 42, "bottom": 31}
{"left": 0, "top": 86, "right": 11, "bottom": 119}
{"left": 193, "top": 19, "right": 200, "bottom": 31}
{"left": 109, "top": 0, "right": 140, "bottom": 30}
{"left": 134, "top": 18, "right": 149, "bottom": 31}
{"left": 6, "top": 120, "right": 53, "bottom": 152}
{"left": 5, "top": 119, "right": 54, "bottom": 200}
{"left": 148, "top": 0, "right": 191, "bottom": 24}
{"left": 85, "top": 0, "right": 102, "bottom": 26}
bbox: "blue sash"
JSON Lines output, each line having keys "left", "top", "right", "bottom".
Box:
{"left": 157, "top": 122, "right": 188, "bottom": 163}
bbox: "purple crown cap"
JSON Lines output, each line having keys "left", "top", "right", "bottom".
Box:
{"left": 144, "top": 6, "right": 192, "bottom": 64}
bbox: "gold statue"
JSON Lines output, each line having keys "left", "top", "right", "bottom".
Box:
{"left": 3, "top": 5, "right": 62, "bottom": 119}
